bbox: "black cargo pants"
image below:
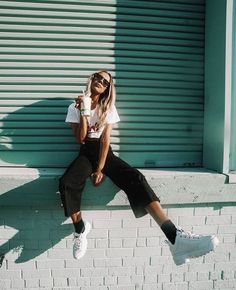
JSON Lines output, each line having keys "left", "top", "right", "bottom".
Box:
{"left": 59, "top": 139, "right": 160, "bottom": 218}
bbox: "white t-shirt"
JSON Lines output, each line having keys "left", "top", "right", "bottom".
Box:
{"left": 65, "top": 102, "right": 120, "bottom": 138}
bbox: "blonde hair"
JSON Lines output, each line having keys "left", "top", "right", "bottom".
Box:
{"left": 85, "top": 70, "right": 116, "bottom": 129}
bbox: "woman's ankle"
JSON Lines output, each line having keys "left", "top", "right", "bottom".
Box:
{"left": 71, "top": 211, "right": 82, "bottom": 223}
{"left": 74, "top": 219, "right": 85, "bottom": 234}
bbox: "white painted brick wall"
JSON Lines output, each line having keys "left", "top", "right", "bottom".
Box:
{"left": 0, "top": 204, "right": 236, "bottom": 290}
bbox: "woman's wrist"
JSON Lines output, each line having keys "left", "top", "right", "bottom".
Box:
{"left": 80, "top": 115, "right": 88, "bottom": 120}
{"left": 96, "top": 166, "right": 103, "bottom": 173}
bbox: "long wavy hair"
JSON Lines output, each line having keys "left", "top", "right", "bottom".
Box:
{"left": 85, "top": 70, "right": 116, "bottom": 129}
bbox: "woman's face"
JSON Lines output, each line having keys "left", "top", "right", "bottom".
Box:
{"left": 90, "top": 71, "right": 111, "bottom": 95}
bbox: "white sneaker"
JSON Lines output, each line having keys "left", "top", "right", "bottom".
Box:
{"left": 167, "top": 227, "right": 219, "bottom": 266}
{"left": 73, "top": 221, "right": 91, "bottom": 260}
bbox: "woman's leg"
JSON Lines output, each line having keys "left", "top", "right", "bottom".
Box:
{"left": 144, "top": 195, "right": 219, "bottom": 266}
{"left": 71, "top": 211, "right": 85, "bottom": 234}
{"left": 104, "top": 154, "right": 176, "bottom": 241}
{"left": 59, "top": 155, "right": 92, "bottom": 234}
{"left": 59, "top": 154, "right": 93, "bottom": 259}
{"left": 145, "top": 201, "right": 177, "bottom": 245}
{"left": 104, "top": 154, "right": 219, "bottom": 265}
{"left": 71, "top": 211, "right": 82, "bottom": 223}
{"left": 59, "top": 155, "right": 92, "bottom": 220}
{"left": 145, "top": 200, "right": 169, "bottom": 226}
{"left": 104, "top": 153, "right": 160, "bottom": 218}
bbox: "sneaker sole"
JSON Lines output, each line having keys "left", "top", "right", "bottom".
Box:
{"left": 173, "top": 236, "right": 219, "bottom": 266}
{"left": 74, "top": 222, "right": 91, "bottom": 260}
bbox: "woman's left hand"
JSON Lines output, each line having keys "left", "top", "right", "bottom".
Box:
{"left": 91, "top": 171, "right": 105, "bottom": 186}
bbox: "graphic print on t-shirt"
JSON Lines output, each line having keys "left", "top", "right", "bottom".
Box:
{"left": 65, "top": 103, "right": 120, "bottom": 139}
{"left": 88, "top": 122, "right": 100, "bottom": 138}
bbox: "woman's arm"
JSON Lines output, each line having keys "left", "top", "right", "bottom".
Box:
{"left": 92, "top": 123, "right": 113, "bottom": 186}
{"left": 71, "top": 115, "right": 88, "bottom": 144}
{"left": 70, "top": 95, "right": 88, "bottom": 144}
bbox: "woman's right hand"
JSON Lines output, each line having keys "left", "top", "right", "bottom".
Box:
{"left": 74, "top": 95, "right": 84, "bottom": 109}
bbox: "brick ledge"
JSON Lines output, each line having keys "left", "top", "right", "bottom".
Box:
{"left": 0, "top": 167, "right": 236, "bottom": 208}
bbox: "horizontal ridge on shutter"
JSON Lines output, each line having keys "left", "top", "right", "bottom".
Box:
{"left": 0, "top": 0, "right": 205, "bottom": 167}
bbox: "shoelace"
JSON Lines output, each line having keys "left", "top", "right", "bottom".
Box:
{"left": 164, "top": 228, "right": 203, "bottom": 246}
{"left": 178, "top": 229, "right": 201, "bottom": 239}
{"left": 73, "top": 234, "right": 82, "bottom": 249}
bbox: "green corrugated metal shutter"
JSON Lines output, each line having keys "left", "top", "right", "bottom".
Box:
{"left": 0, "top": 0, "right": 205, "bottom": 168}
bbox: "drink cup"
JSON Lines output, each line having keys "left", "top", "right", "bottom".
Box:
{"left": 80, "top": 96, "right": 91, "bottom": 116}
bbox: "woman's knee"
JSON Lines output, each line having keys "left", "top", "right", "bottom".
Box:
{"left": 129, "top": 169, "right": 145, "bottom": 184}
{"left": 59, "top": 170, "right": 87, "bottom": 190}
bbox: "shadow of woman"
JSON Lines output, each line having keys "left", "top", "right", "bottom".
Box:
{"left": 0, "top": 98, "right": 75, "bottom": 263}
{"left": 0, "top": 98, "right": 121, "bottom": 264}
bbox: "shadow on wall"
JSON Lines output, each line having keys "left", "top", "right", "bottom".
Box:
{"left": 0, "top": 99, "right": 121, "bottom": 263}
{"left": 0, "top": 98, "right": 76, "bottom": 167}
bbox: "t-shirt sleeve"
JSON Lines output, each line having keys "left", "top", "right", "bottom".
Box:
{"left": 106, "top": 105, "right": 120, "bottom": 124}
{"left": 65, "top": 103, "right": 80, "bottom": 123}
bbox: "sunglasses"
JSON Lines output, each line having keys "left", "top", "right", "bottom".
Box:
{"left": 93, "top": 73, "right": 110, "bottom": 88}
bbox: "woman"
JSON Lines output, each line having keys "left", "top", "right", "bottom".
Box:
{"left": 59, "top": 70, "right": 218, "bottom": 265}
